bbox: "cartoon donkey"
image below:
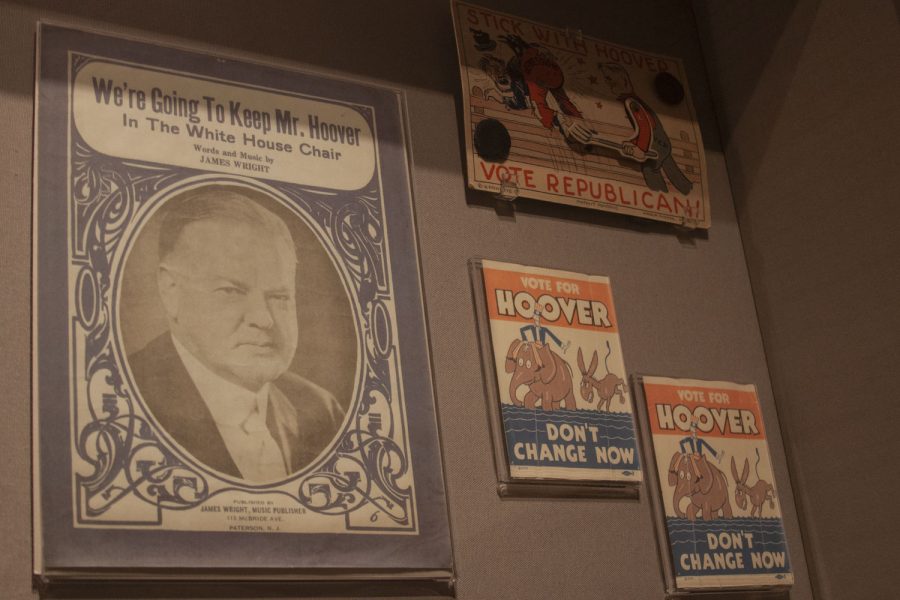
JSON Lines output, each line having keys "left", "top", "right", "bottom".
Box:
{"left": 731, "top": 451, "right": 776, "bottom": 517}
{"left": 577, "top": 347, "right": 627, "bottom": 412}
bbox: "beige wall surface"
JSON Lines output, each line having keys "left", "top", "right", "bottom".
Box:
{"left": 694, "top": 1, "right": 900, "bottom": 599}
{"left": 2, "top": 1, "right": 814, "bottom": 598}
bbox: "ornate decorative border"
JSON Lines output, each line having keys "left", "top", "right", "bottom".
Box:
{"left": 69, "top": 55, "right": 415, "bottom": 532}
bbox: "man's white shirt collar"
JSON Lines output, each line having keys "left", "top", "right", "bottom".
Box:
{"left": 171, "top": 335, "right": 287, "bottom": 481}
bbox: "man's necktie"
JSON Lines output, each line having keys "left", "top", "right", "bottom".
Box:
{"left": 240, "top": 405, "right": 288, "bottom": 481}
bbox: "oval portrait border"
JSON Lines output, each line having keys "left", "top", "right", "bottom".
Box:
{"left": 110, "top": 173, "right": 364, "bottom": 490}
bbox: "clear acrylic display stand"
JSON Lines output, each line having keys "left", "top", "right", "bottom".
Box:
{"left": 469, "top": 258, "right": 641, "bottom": 499}
{"left": 632, "top": 374, "right": 794, "bottom": 598}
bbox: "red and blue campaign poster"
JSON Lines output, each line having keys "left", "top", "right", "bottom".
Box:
{"left": 640, "top": 377, "right": 793, "bottom": 591}
{"left": 452, "top": 1, "right": 710, "bottom": 228}
{"left": 481, "top": 260, "right": 641, "bottom": 485}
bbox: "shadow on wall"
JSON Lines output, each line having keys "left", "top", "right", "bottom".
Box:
{"left": 691, "top": 0, "right": 819, "bottom": 213}
{"left": 9, "top": 0, "right": 723, "bottom": 178}
{"left": 4, "top": 0, "right": 462, "bottom": 94}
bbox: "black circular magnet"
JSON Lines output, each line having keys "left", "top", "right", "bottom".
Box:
{"left": 471, "top": 28, "right": 497, "bottom": 52}
{"left": 474, "top": 118, "right": 511, "bottom": 162}
{"left": 654, "top": 72, "right": 685, "bottom": 105}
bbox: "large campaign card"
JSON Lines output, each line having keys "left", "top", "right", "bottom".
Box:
{"left": 452, "top": 1, "right": 710, "bottom": 228}
{"left": 474, "top": 260, "right": 641, "bottom": 495}
{"left": 636, "top": 376, "right": 794, "bottom": 592}
{"left": 32, "top": 25, "right": 451, "bottom": 585}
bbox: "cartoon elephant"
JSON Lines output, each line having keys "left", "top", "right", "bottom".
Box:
{"left": 668, "top": 451, "right": 733, "bottom": 521}
{"left": 505, "top": 339, "right": 576, "bottom": 410}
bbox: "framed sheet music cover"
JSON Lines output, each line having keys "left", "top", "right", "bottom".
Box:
{"left": 470, "top": 259, "right": 641, "bottom": 497}
{"left": 451, "top": 1, "right": 710, "bottom": 228}
{"left": 634, "top": 376, "right": 793, "bottom": 593}
{"left": 32, "top": 24, "right": 452, "bottom": 588}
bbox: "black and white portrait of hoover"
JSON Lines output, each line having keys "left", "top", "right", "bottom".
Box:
{"left": 119, "top": 184, "right": 356, "bottom": 483}
{"left": 36, "top": 29, "right": 451, "bottom": 575}
{"left": 87, "top": 177, "right": 422, "bottom": 532}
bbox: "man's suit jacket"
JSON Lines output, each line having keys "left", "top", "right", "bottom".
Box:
{"left": 129, "top": 333, "right": 345, "bottom": 479}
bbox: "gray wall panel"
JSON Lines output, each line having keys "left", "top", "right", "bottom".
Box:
{"left": 1, "top": 1, "right": 816, "bottom": 598}
{"left": 694, "top": 1, "right": 900, "bottom": 598}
